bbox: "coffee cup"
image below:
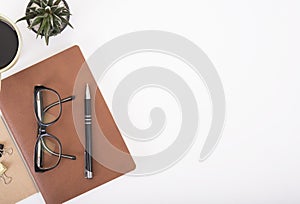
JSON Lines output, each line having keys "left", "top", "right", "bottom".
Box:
{"left": 0, "top": 14, "right": 22, "bottom": 89}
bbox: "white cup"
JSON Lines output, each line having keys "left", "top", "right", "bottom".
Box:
{"left": 0, "top": 14, "right": 22, "bottom": 90}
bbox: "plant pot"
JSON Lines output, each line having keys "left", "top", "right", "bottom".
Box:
{"left": 25, "top": 0, "right": 70, "bottom": 36}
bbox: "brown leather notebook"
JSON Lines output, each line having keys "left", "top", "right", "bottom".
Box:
{"left": 0, "top": 46, "right": 135, "bottom": 204}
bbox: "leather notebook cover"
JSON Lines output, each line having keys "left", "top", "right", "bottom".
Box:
{"left": 0, "top": 46, "right": 136, "bottom": 203}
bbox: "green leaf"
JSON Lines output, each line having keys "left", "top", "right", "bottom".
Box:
{"left": 59, "top": 13, "right": 71, "bottom": 17}
{"left": 44, "top": 20, "right": 50, "bottom": 45}
{"left": 45, "top": 37, "right": 49, "bottom": 45}
{"left": 62, "top": 8, "right": 70, "bottom": 13}
{"left": 39, "top": 17, "right": 50, "bottom": 43}
{"left": 60, "top": 8, "right": 71, "bottom": 16}
{"left": 36, "top": 21, "right": 43, "bottom": 38}
{"left": 30, "top": 0, "right": 41, "bottom": 6}
{"left": 53, "top": 0, "right": 62, "bottom": 6}
{"left": 36, "top": 8, "right": 46, "bottom": 15}
{"left": 51, "top": 5, "right": 58, "bottom": 12}
{"left": 26, "top": 7, "right": 37, "bottom": 13}
{"left": 60, "top": 17, "right": 73, "bottom": 29}
{"left": 53, "top": 7, "right": 64, "bottom": 15}
{"left": 25, "top": 11, "right": 38, "bottom": 17}
{"left": 48, "top": 0, "right": 54, "bottom": 6}
{"left": 43, "top": 13, "right": 49, "bottom": 19}
{"left": 40, "top": 0, "right": 47, "bottom": 8}
{"left": 16, "top": 16, "right": 27, "bottom": 23}
{"left": 52, "top": 25, "right": 61, "bottom": 35}
{"left": 39, "top": 16, "right": 48, "bottom": 34}
{"left": 16, "top": 13, "right": 36, "bottom": 23}
{"left": 49, "top": 15, "right": 54, "bottom": 28}
{"left": 53, "top": 14, "right": 62, "bottom": 27}
{"left": 28, "top": 15, "right": 44, "bottom": 28}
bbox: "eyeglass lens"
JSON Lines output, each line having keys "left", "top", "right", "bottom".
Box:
{"left": 36, "top": 89, "right": 61, "bottom": 124}
{"left": 37, "top": 134, "right": 62, "bottom": 170}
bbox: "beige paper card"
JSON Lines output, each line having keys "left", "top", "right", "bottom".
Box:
{"left": 0, "top": 116, "right": 37, "bottom": 204}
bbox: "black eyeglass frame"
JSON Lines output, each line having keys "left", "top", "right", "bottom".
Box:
{"left": 33, "top": 85, "right": 76, "bottom": 173}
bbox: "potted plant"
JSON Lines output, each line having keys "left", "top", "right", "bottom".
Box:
{"left": 17, "top": 0, "right": 73, "bottom": 45}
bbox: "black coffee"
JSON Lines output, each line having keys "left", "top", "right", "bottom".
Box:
{"left": 0, "top": 20, "right": 19, "bottom": 69}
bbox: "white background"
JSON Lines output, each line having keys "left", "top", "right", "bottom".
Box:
{"left": 1, "top": 0, "right": 300, "bottom": 203}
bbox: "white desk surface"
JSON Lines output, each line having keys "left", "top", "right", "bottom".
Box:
{"left": 1, "top": 0, "right": 300, "bottom": 203}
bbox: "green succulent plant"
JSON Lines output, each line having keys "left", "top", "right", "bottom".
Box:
{"left": 17, "top": 0, "right": 73, "bottom": 45}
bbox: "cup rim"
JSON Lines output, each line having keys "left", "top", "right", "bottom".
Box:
{"left": 0, "top": 14, "right": 22, "bottom": 74}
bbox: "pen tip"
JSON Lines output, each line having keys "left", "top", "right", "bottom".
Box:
{"left": 85, "top": 83, "right": 91, "bottom": 99}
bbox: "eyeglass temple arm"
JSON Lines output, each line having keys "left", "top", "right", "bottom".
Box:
{"left": 41, "top": 138, "right": 76, "bottom": 160}
{"left": 43, "top": 95, "right": 75, "bottom": 113}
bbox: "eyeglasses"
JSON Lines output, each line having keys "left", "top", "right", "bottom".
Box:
{"left": 34, "top": 85, "right": 76, "bottom": 173}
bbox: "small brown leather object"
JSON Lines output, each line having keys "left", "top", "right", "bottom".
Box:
{"left": 0, "top": 46, "right": 135, "bottom": 204}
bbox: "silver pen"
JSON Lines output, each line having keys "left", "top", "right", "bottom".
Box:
{"left": 84, "top": 84, "right": 93, "bottom": 179}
